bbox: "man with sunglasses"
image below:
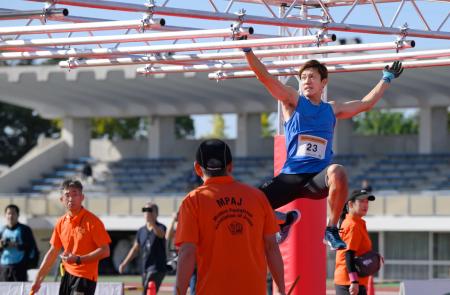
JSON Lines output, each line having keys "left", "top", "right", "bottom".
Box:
{"left": 119, "top": 202, "right": 167, "bottom": 294}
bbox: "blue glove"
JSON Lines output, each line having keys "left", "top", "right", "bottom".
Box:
{"left": 382, "top": 61, "right": 404, "bottom": 83}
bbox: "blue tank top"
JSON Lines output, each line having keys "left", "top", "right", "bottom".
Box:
{"left": 0, "top": 225, "right": 25, "bottom": 265}
{"left": 281, "top": 95, "right": 336, "bottom": 174}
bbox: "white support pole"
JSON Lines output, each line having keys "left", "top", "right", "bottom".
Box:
{"left": 0, "top": 18, "right": 275, "bottom": 40}
{"left": 139, "top": 48, "right": 450, "bottom": 75}
{"left": 0, "top": 27, "right": 254, "bottom": 49}
{"left": 208, "top": 58, "right": 450, "bottom": 80}
{"left": 0, "top": 8, "right": 108, "bottom": 23}
{"left": 0, "top": 34, "right": 336, "bottom": 61}
{"left": 59, "top": 40, "right": 415, "bottom": 68}
{"left": 0, "top": 8, "right": 68, "bottom": 21}
{"left": 0, "top": 19, "right": 166, "bottom": 35}
{"left": 26, "top": 0, "right": 450, "bottom": 39}
{"left": 0, "top": 8, "right": 275, "bottom": 39}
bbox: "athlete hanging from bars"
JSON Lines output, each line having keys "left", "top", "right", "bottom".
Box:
{"left": 243, "top": 47, "right": 403, "bottom": 249}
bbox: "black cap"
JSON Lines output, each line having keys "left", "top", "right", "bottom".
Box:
{"left": 349, "top": 189, "right": 375, "bottom": 201}
{"left": 196, "top": 139, "right": 232, "bottom": 170}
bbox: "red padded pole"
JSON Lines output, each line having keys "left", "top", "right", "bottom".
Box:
{"left": 274, "top": 135, "right": 327, "bottom": 295}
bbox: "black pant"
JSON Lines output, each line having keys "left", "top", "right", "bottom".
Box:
{"left": 59, "top": 271, "right": 97, "bottom": 295}
{"left": 142, "top": 271, "right": 166, "bottom": 295}
{"left": 259, "top": 169, "right": 329, "bottom": 209}
{"left": 335, "top": 284, "right": 367, "bottom": 295}
{"left": 0, "top": 262, "right": 28, "bottom": 282}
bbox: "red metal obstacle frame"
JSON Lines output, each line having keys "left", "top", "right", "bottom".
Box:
{"left": 274, "top": 135, "right": 327, "bottom": 295}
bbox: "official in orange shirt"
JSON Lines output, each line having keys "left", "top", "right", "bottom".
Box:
{"left": 334, "top": 189, "right": 376, "bottom": 295}
{"left": 175, "top": 139, "right": 286, "bottom": 295}
{"left": 31, "top": 180, "right": 111, "bottom": 295}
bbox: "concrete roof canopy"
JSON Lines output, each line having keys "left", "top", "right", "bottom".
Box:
{"left": 0, "top": 64, "right": 449, "bottom": 119}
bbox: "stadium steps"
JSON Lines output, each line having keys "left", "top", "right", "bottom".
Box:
{"left": 19, "top": 157, "right": 96, "bottom": 194}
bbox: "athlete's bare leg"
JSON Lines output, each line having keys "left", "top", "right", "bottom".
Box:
{"left": 326, "top": 164, "right": 348, "bottom": 226}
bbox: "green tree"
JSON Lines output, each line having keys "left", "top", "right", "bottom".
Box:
{"left": 91, "top": 116, "right": 195, "bottom": 140}
{"left": 175, "top": 116, "right": 195, "bottom": 139}
{"left": 91, "top": 117, "right": 144, "bottom": 140}
{"left": 0, "top": 102, "right": 60, "bottom": 166}
{"left": 353, "top": 110, "right": 418, "bottom": 135}
{"left": 261, "top": 112, "right": 275, "bottom": 138}
{"left": 207, "top": 114, "right": 226, "bottom": 138}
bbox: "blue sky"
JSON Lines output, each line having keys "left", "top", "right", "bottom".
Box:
{"left": 5, "top": 0, "right": 449, "bottom": 138}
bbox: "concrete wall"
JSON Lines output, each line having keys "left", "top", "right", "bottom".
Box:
{"left": 348, "top": 134, "right": 419, "bottom": 155}
{"left": 90, "top": 138, "right": 274, "bottom": 161}
{"left": 90, "top": 139, "right": 148, "bottom": 161}
{"left": 0, "top": 139, "right": 67, "bottom": 193}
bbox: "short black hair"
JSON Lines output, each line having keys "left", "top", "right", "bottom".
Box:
{"left": 60, "top": 179, "right": 83, "bottom": 192}
{"left": 203, "top": 167, "right": 227, "bottom": 177}
{"left": 5, "top": 204, "right": 19, "bottom": 215}
{"left": 299, "top": 59, "right": 328, "bottom": 81}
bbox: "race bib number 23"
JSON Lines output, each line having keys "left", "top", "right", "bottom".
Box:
{"left": 296, "top": 135, "right": 327, "bottom": 159}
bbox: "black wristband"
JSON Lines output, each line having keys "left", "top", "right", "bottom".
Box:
{"left": 76, "top": 256, "right": 81, "bottom": 265}
{"left": 242, "top": 47, "right": 252, "bottom": 53}
{"left": 351, "top": 280, "right": 359, "bottom": 284}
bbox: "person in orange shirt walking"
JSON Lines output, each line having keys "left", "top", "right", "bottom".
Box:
{"left": 175, "top": 139, "right": 286, "bottom": 295}
{"left": 334, "top": 189, "right": 376, "bottom": 295}
{"left": 31, "top": 180, "right": 111, "bottom": 295}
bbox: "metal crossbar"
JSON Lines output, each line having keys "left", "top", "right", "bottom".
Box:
{"left": 0, "top": 0, "right": 448, "bottom": 77}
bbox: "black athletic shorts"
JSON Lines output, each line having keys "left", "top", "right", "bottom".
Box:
{"left": 59, "top": 271, "right": 97, "bottom": 295}
{"left": 335, "top": 284, "right": 367, "bottom": 295}
{"left": 259, "top": 167, "right": 329, "bottom": 209}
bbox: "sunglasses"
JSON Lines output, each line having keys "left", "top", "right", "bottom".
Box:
{"left": 142, "top": 207, "right": 153, "bottom": 213}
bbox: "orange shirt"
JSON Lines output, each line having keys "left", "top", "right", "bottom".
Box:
{"left": 334, "top": 214, "right": 372, "bottom": 287}
{"left": 50, "top": 207, "right": 111, "bottom": 281}
{"left": 175, "top": 176, "right": 279, "bottom": 295}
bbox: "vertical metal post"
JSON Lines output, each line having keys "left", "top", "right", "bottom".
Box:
{"left": 379, "top": 231, "right": 385, "bottom": 280}
{"left": 428, "top": 231, "right": 433, "bottom": 279}
{"left": 276, "top": 5, "right": 287, "bottom": 136}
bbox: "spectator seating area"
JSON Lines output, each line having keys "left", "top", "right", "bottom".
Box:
{"left": 354, "top": 154, "right": 450, "bottom": 191}
{"left": 20, "top": 157, "right": 92, "bottom": 194}
{"left": 20, "top": 157, "right": 189, "bottom": 195}
{"left": 18, "top": 153, "right": 450, "bottom": 195}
